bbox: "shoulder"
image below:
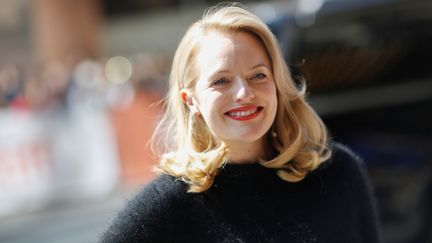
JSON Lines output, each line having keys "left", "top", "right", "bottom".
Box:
{"left": 99, "top": 174, "right": 189, "bottom": 242}
{"left": 318, "top": 142, "right": 365, "bottom": 176}
{"left": 125, "top": 173, "right": 192, "bottom": 217}
{"left": 311, "top": 141, "right": 371, "bottom": 191}
{"left": 331, "top": 142, "right": 364, "bottom": 164}
{"left": 135, "top": 174, "right": 189, "bottom": 203}
{"left": 315, "top": 142, "right": 381, "bottom": 242}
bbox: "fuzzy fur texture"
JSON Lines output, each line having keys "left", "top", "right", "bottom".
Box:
{"left": 100, "top": 142, "right": 380, "bottom": 243}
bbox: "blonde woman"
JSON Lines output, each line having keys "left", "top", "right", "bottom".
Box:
{"left": 101, "top": 4, "right": 380, "bottom": 243}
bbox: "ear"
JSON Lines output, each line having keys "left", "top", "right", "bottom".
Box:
{"left": 180, "top": 89, "right": 193, "bottom": 106}
{"left": 180, "top": 89, "right": 200, "bottom": 114}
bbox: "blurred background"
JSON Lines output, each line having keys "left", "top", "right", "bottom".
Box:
{"left": 0, "top": 0, "right": 431, "bottom": 242}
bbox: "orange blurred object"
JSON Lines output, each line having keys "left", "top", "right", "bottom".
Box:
{"left": 110, "top": 90, "right": 162, "bottom": 187}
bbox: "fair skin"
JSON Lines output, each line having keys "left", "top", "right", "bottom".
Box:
{"left": 182, "top": 30, "right": 278, "bottom": 164}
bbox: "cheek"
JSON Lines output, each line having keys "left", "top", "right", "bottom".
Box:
{"left": 262, "top": 82, "right": 277, "bottom": 102}
{"left": 196, "top": 92, "right": 224, "bottom": 121}
{"left": 265, "top": 83, "right": 278, "bottom": 117}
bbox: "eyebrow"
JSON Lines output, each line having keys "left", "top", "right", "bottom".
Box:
{"left": 249, "top": 63, "right": 269, "bottom": 70}
{"left": 211, "top": 63, "right": 269, "bottom": 75}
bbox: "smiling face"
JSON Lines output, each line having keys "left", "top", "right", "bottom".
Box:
{"left": 187, "top": 30, "right": 278, "bottom": 161}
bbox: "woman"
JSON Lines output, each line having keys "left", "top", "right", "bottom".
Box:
{"left": 101, "top": 4, "right": 380, "bottom": 243}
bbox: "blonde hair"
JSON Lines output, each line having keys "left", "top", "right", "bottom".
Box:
{"left": 152, "top": 4, "right": 331, "bottom": 192}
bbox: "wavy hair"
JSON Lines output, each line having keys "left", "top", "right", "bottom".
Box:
{"left": 152, "top": 4, "right": 331, "bottom": 192}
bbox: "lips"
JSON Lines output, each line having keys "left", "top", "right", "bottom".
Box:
{"left": 225, "top": 105, "right": 263, "bottom": 121}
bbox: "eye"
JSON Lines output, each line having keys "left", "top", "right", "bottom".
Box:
{"left": 251, "top": 73, "right": 267, "bottom": 80}
{"left": 212, "top": 78, "right": 229, "bottom": 86}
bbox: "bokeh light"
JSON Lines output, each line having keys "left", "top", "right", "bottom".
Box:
{"left": 104, "top": 56, "right": 132, "bottom": 84}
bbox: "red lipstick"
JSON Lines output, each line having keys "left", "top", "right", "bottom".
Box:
{"left": 225, "top": 105, "right": 262, "bottom": 121}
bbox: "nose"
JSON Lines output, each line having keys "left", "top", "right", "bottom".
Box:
{"left": 234, "top": 78, "right": 255, "bottom": 103}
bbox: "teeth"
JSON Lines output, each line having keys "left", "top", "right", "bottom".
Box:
{"left": 229, "top": 108, "right": 258, "bottom": 117}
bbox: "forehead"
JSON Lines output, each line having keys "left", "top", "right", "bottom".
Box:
{"left": 195, "top": 31, "right": 271, "bottom": 75}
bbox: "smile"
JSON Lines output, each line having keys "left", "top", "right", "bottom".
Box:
{"left": 225, "top": 106, "right": 263, "bottom": 121}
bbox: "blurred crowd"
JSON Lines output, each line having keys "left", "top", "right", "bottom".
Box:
{"left": 0, "top": 54, "right": 170, "bottom": 217}
{"left": 0, "top": 54, "right": 168, "bottom": 111}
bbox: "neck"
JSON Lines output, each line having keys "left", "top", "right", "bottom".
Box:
{"left": 226, "top": 137, "right": 272, "bottom": 164}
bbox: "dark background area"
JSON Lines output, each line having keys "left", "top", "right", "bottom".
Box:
{"left": 267, "top": 0, "right": 432, "bottom": 242}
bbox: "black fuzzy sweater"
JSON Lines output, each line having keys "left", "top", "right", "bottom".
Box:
{"left": 100, "top": 143, "right": 380, "bottom": 242}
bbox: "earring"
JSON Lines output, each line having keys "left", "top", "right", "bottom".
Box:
{"left": 270, "top": 126, "right": 277, "bottom": 138}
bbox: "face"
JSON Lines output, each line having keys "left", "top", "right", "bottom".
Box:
{"left": 187, "top": 31, "right": 278, "bottom": 152}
